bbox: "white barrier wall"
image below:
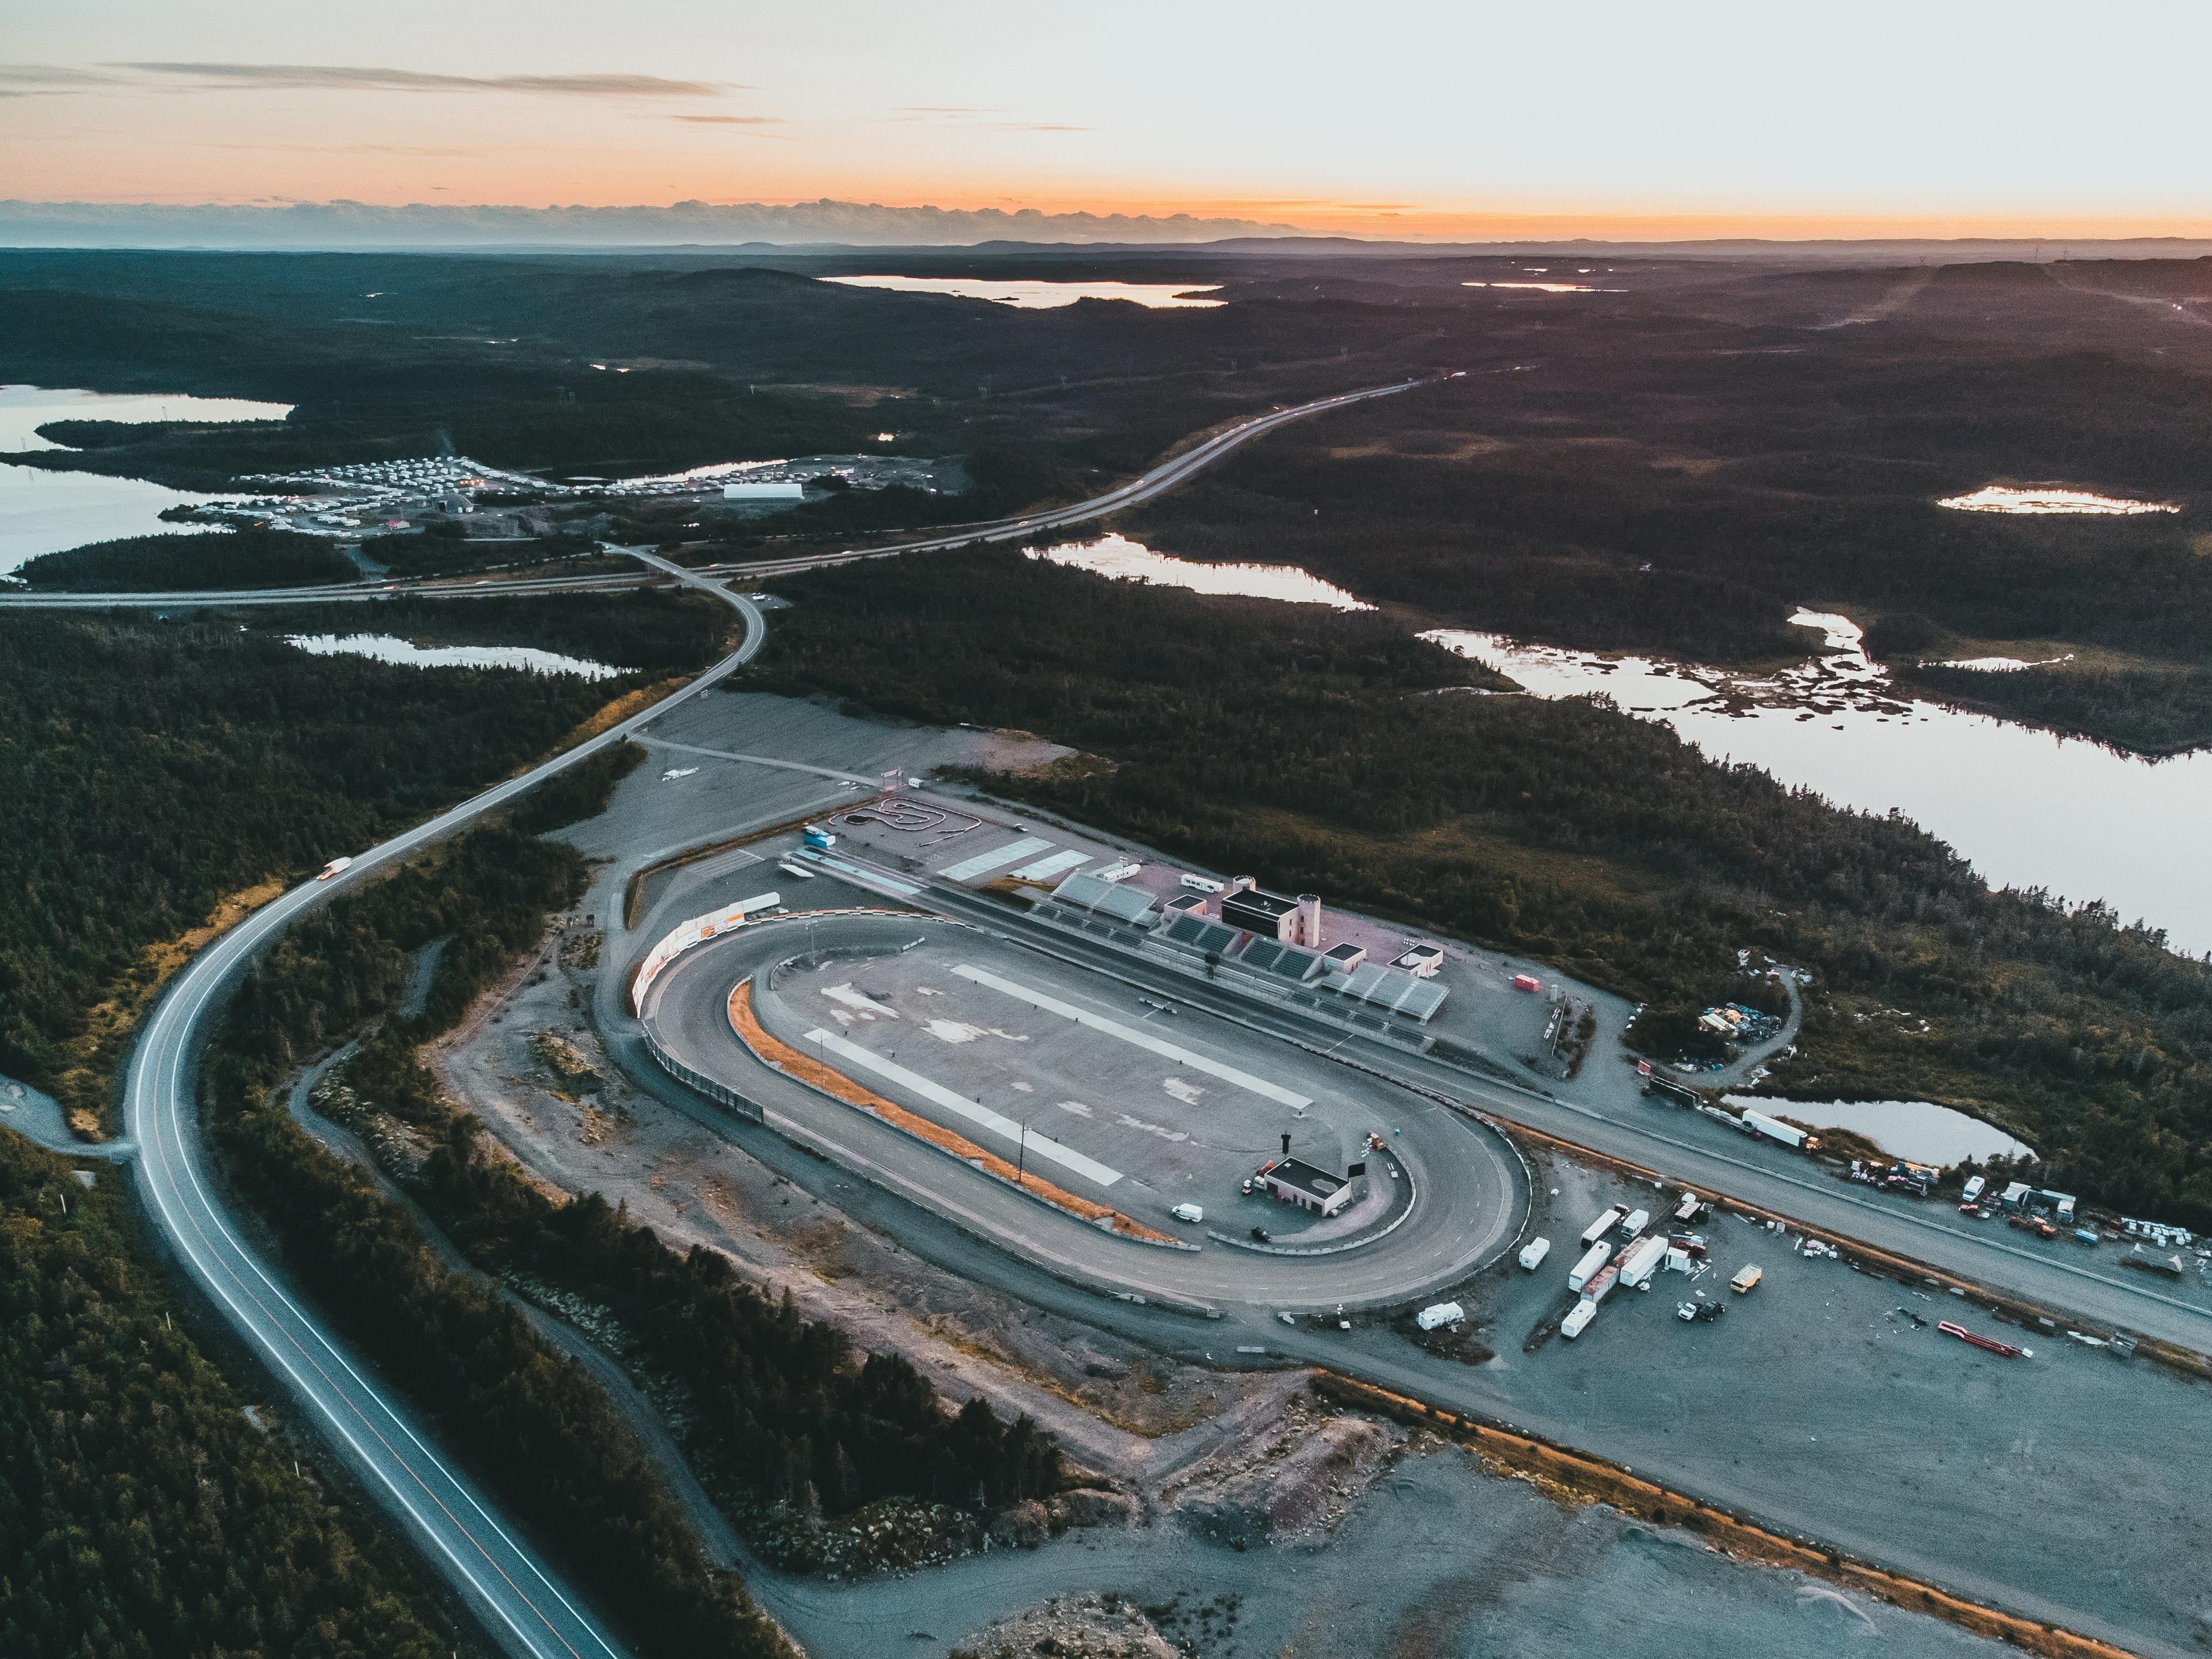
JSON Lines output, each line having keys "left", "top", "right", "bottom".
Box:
{"left": 630, "top": 891, "right": 779, "bottom": 1013}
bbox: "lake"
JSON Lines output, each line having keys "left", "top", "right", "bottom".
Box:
{"left": 0, "top": 384, "right": 293, "bottom": 576}
{"left": 1426, "top": 612, "right": 2212, "bottom": 956}
{"left": 1723, "top": 1094, "right": 2033, "bottom": 1167}
{"left": 285, "top": 634, "right": 624, "bottom": 680}
{"left": 822, "top": 275, "right": 1223, "bottom": 309}
{"left": 1025, "top": 534, "right": 1372, "bottom": 609}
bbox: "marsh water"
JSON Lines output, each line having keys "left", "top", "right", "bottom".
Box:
{"left": 0, "top": 385, "right": 293, "bottom": 575}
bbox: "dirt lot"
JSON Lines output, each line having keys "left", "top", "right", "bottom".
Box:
{"left": 426, "top": 907, "right": 1269, "bottom": 1471}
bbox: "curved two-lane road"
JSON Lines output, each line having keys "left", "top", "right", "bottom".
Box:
{"left": 125, "top": 563, "right": 761, "bottom": 1659}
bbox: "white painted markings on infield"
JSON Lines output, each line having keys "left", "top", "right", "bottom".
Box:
{"left": 939, "top": 836, "right": 1053, "bottom": 883}
{"left": 801, "top": 1025, "right": 1123, "bottom": 1188}
{"left": 1010, "top": 847, "right": 1090, "bottom": 882}
{"left": 952, "top": 963, "right": 1314, "bottom": 1110}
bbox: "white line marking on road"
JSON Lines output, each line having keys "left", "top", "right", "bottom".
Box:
{"left": 801, "top": 1026, "right": 1123, "bottom": 1187}
{"left": 952, "top": 963, "right": 1313, "bottom": 1109}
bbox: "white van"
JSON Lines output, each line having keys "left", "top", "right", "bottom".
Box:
{"left": 1170, "top": 1203, "right": 1204, "bottom": 1224}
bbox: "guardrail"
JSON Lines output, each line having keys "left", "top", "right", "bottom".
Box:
{"left": 640, "top": 1015, "right": 763, "bottom": 1123}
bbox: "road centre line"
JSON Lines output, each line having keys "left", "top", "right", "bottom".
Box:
{"left": 952, "top": 962, "right": 1314, "bottom": 1110}
{"left": 800, "top": 1025, "right": 1123, "bottom": 1188}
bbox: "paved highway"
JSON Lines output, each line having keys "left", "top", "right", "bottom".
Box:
{"left": 0, "top": 376, "right": 1430, "bottom": 610}
{"left": 124, "top": 552, "right": 762, "bottom": 1659}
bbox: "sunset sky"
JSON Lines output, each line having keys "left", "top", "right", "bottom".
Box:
{"left": 7, "top": 1, "right": 2210, "bottom": 241}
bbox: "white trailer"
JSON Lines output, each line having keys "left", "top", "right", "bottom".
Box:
{"left": 1560, "top": 1299, "right": 1597, "bottom": 1340}
{"left": 1581, "top": 1206, "right": 1627, "bottom": 1247}
{"left": 1416, "top": 1301, "right": 1465, "bottom": 1331}
{"left": 1737, "top": 1108, "right": 1813, "bottom": 1150}
{"left": 1619, "top": 1208, "right": 1651, "bottom": 1240}
{"left": 1567, "top": 1241, "right": 1613, "bottom": 1293}
{"left": 1619, "top": 1234, "right": 1670, "bottom": 1288}
{"left": 1517, "top": 1236, "right": 1552, "bottom": 1271}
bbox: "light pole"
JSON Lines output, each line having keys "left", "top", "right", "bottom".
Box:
{"left": 1016, "top": 1109, "right": 1035, "bottom": 1189}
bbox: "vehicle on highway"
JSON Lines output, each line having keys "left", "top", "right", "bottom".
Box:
{"left": 1171, "top": 1202, "right": 1204, "bottom": 1223}
{"left": 316, "top": 855, "right": 354, "bottom": 880}
{"left": 1731, "top": 1264, "right": 1764, "bottom": 1294}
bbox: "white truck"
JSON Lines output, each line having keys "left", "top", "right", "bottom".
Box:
{"left": 1517, "top": 1236, "right": 1552, "bottom": 1271}
{"left": 1560, "top": 1299, "right": 1597, "bottom": 1340}
{"left": 1581, "top": 1206, "right": 1627, "bottom": 1247}
{"left": 1619, "top": 1208, "right": 1651, "bottom": 1240}
{"left": 1416, "top": 1301, "right": 1465, "bottom": 1331}
{"left": 1567, "top": 1241, "right": 1613, "bottom": 1293}
{"left": 1170, "top": 1203, "right": 1204, "bottom": 1224}
{"left": 316, "top": 856, "right": 354, "bottom": 881}
{"left": 1619, "top": 1234, "right": 1670, "bottom": 1288}
{"left": 1960, "top": 1175, "right": 1986, "bottom": 1205}
{"left": 1737, "top": 1108, "right": 1816, "bottom": 1150}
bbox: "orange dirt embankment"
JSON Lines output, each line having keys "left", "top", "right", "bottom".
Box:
{"left": 1313, "top": 1374, "right": 2139, "bottom": 1659}
{"left": 727, "top": 979, "right": 1178, "bottom": 1246}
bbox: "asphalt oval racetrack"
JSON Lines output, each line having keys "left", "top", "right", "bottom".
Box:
{"left": 639, "top": 912, "right": 1526, "bottom": 1313}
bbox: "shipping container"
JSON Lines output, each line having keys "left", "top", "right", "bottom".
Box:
{"left": 1619, "top": 1234, "right": 1670, "bottom": 1288}
{"left": 1511, "top": 973, "right": 1542, "bottom": 994}
{"left": 1583, "top": 1264, "right": 1622, "bottom": 1305}
{"left": 1581, "top": 1206, "right": 1627, "bottom": 1247}
{"left": 1567, "top": 1241, "right": 1613, "bottom": 1293}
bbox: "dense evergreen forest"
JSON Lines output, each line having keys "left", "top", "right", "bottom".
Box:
{"left": 0, "top": 593, "right": 725, "bottom": 1128}
{"left": 753, "top": 550, "right": 2212, "bottom": 1228}
{"left": 0, "top": 1132, "right": 473, "bottom": 1659}
{"left": 205, "top": 817, "right": 1057, "bottom": 1652}
{"left": 12, "top": 526, "right": 358, "bottom": 591}
{"left": 9, "top": 248, "right": 2212, "bottom": 750}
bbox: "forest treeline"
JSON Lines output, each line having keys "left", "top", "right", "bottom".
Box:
{"left": 0, "top": 1132, "right": 471, "bottom": 1659}
{"left": 0, "top": 595, "right": 720, "bottom": 1123}
{"left": 12, "top": 526, "right": 358, "bottom": 591}
{"left": 205, "top": 820, "right": 1058, "bottom": 1652}
{"left": 753, "top": 550, "right": 2212, "bottom": 1227}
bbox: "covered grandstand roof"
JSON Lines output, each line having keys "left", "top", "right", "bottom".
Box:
{"left": 1049, "top": 869, "right": 1159, "bottom": 927}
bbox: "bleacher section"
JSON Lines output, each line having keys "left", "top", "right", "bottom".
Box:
{"left": 1037, "top": 871, "right": 1449, "bottom": 1042}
